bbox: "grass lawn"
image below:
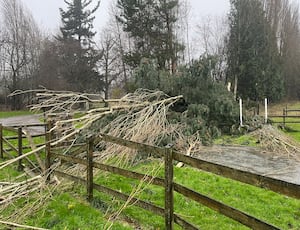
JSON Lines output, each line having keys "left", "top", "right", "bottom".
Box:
{"left": 214, "top": 134, "right": 259, "bottom": 146}
{"left": 24, "top": 193, "right": 132, "bottom": 230}
{"left": 0, "top": 110, "right": 33, "bottom": 119}
{"left": 14, "top": 159, "right": 300, "bottom": 230}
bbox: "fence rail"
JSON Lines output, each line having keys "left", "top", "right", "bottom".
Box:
{"left": 45, "top": 133, "right": 300, "bottom": 229}
{"left": 0, "top": 123, "right": 47, "bottom": 169}
{"left": 269, "top": 106, "right": 300, "bottom": 125}
{"left": 1, "top": 122, "right": 299, "bottom": 229}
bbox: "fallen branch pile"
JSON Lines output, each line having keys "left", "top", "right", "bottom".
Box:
{"left": 1, "top": 89, "right": 204, "bottom": 225}
{"left": 251, "top": 125, "right": 300, "bottom": 161}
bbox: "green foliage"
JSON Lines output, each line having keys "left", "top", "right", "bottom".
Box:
{"left": 226, "top": 0, "right": 284, "bottom": 102}
{"left": 116, "top": 0, "right": 183, "bottom": 71}
{"left": 56, "top": 0, "right": 103, "bottom": 92}
{"left": 59, "top": 0, "right": 100, "bottom": 43}
{"left": 57, "top": 40, "right": 102, "bottom": 92}
{"left": 174, "top": 57, "right": 239, "bottom": 131}
{"left": 133, "top": 55, "right": 239, "bottom": 140}
{"left": 133, "top": 58, "right": 161, "bottom": 90}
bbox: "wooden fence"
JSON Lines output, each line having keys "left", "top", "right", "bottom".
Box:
{"left": 44, "top": 133, "right": 300, "bottom": 230}
{"left": 269, "top": 106, "right": 300, "bottom": 126}
{"left": 0, "top": 123, "right": 46, "bottom": 170}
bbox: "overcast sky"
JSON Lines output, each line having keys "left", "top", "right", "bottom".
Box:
{"left": 22, "top": 0, "right": 230, "bottom": 34}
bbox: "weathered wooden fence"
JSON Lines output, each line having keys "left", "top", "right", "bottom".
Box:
{"left": 0, "top": 123, "right": 46, "bottom": 170}
{"left": 45, "top": 133, "right": 300, "bottom": 230}
{"left": 269, "top": 106, "right": 300, "bottom": 126}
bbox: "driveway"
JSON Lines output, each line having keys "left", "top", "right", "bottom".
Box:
{"left": 195, "top": 145, "right": 300, "bottom": 185}
{"left": 0, "top": 114, "right": 45, "bottom": 135}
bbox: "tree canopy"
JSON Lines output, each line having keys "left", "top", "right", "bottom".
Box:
{"left": 56, "top": 0, "right": 102, "bottom": 92}
{"left": 116, "top": 0, "right": 183, "bottom": 72}
{"left": 226, "top": 0, "right": 284, "bottom": 102}
{"left": 59, "top": 0, "right": 100, "bottom": 44}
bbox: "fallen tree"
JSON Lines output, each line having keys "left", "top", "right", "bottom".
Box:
{"left": 1, "top": 88, "right": 205, "bottom": 224}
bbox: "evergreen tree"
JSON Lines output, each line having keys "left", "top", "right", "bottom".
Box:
{"left": 226, "top": 0, "right": 284, "bottom": 102}
{"left": 116, "top": 0, "right": 183, "bottom": 72}
{"left": 57, "top": 0, "right": 102, "bottom": 92}
{"left": 59, "top": 0, "right": 100, "bottom": 43}
{"left": 132, "top": 55, "right": 239, "bottom": 140}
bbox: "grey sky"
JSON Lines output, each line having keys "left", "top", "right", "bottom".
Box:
{"left": 22, "top": 0, "right": 230, "bottom": 34}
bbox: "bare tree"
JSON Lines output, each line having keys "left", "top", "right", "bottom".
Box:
{"left": 194, "top": 15, "right": 228, "bottom": 81}
{"left": 280, "top": 3, "right": 300, "bottom": 98}
{"left": 263, "top": 0, "right": 300, "bottom": 99}
{"left": 97, "top": 2, "right": 131, "bottom": 97}
{"left": 0, "top": 0, "right": 41, "bottom": 109}
{"left": 176, "top": 0, "right": 191, "bottom": 65}
{"left": 99, "top": 32, "right": 119, "bottom": 99}
{"left": 195, "top": 15, "right": 228, "bottom": 57}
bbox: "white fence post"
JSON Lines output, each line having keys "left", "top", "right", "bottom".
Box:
{"left": 265, "top": 98, "right": 268, "bottom": 124}
{"left": 239, "top": 98, "right": 243, "bottom": 127}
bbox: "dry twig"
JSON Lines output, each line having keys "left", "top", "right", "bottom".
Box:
{"left": 2, "top": 89, "right": 204, "bottom": 225}
{"left": 251, "top": 125, "right": 300, "bottom": 161}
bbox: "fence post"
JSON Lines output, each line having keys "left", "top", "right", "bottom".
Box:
{"left": 18, "top": 127, "right": 23, "bottom": 171}
{"left": 0, "top": 123, "right": 3, "bottom": 159}
{"left": 165, "top": 147, "right": 174, "bottom": 230}
{"left": 264, "top": 98, "right": 268, "bottom": 124}
{"left": 283, "top": 108, "right": 286, "bottom": 127}
{"left": 239, "top": 98, "right": 243, "bottom": 127}
{"left": 45, "top": 120, "right": 52, "bottom": 181}
{"left": 87, "top": 137, "right": 94, "bottom": 202}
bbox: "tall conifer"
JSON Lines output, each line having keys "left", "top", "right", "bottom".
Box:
{"left": 226, "top": 0, "right": 284, "bottom": 101}
{"left": 57, "top": 0, "right": 102, "bottom": 92}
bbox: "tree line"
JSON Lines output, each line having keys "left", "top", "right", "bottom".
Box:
{"left": 0, "top": 0, "right": 300, "bottom": 111}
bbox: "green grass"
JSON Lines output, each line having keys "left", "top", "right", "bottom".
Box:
{"left": 1, "top": 128, "right": 46, "bottom": 162}
{"left": 214, "top": 134, "right": 259, "bottom": 146}
{"left": 0, "top": 110, "right": 33, "bottom": 118}
{"left": 88, "top": 160, "right": 300, "bottom": 229}
{"left": 22, "top": 159, "right": 297, "bottom": 229}
{"left": 2, "top": 154, "right": 300, "bottom": 229}
{"left": 270, "top": 117, "right": 300, "bottom": 142}
{"left": 0, "top": 110, "right": 47, "bottom": 165}
{"left": 0, "top": 159, "right": 23, "bottom": 181}
{"left": 25, "top": 193, "right": 132, "bottom": 230}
